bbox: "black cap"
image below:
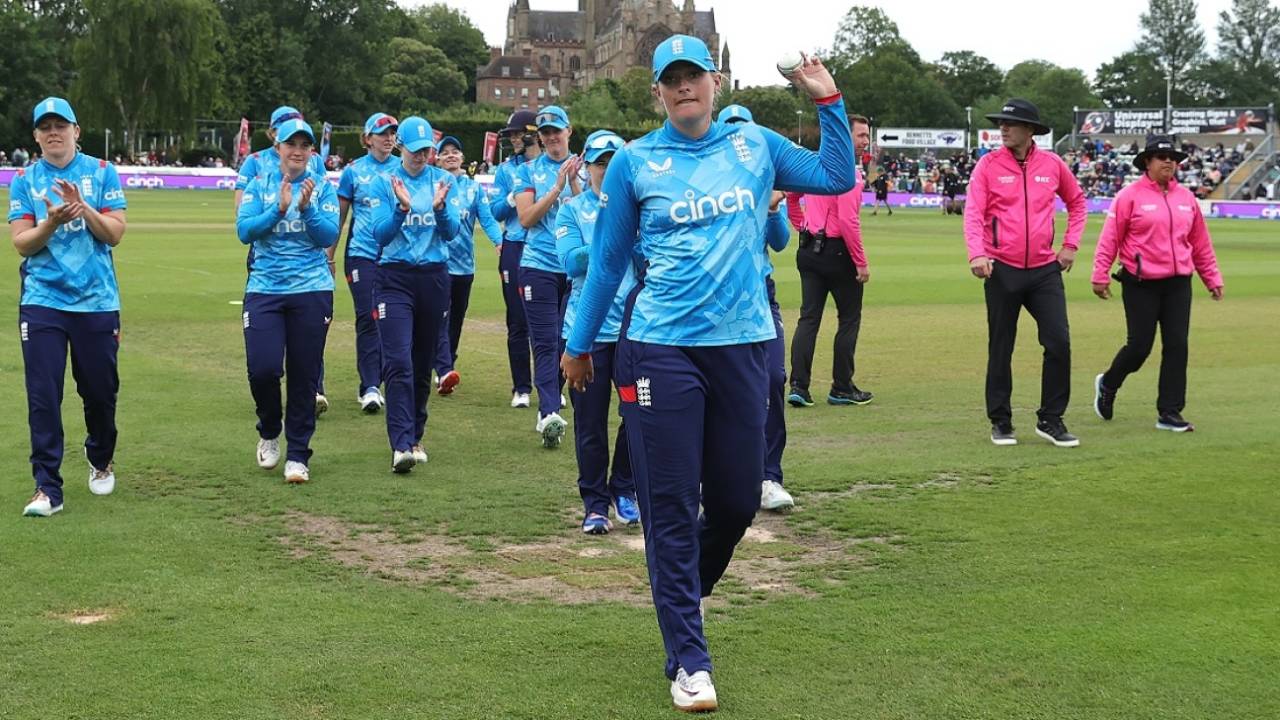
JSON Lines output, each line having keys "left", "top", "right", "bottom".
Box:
{"left": 500, "top": 110, "right": 538, "bottom": 136}
{"left": 1133, "top": 135, "right": 1189, "bottom": 171}
{"left": 985, "top": 98, "right": 1051, "bottom": 136}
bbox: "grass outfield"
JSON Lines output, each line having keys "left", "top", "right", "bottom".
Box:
{"left": 1, "top": 189, "right": 1277, "bottom": 719}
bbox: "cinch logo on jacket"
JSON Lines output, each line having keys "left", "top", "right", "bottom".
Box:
{"left": 668, "top": 186, "right": 757, "bottom": 224}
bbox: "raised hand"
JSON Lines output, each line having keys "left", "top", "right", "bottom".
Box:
{"left": 785, "top": 53, "right": 839, "bottom": 100}
{"left": 296, "top": 178, "right": 316, "bottom": 212}
{"left": 391, "top": 177, "right": 412, "bottom": 212}
{"left": 278, "top": 178, "right": 293, "bottom": 214}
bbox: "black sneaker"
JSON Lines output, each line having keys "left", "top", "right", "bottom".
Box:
{"left": 990, "top": 421, "right": 1017, "bottom": 446}
{"left": 1035, "top": 417, "right": 1080, "bottom": 447}
{"left": 787, "top": 388, "right": 814, "bottom": 407}
{"left": 828, "top": 387, "right": 873, "bottom": 406}
{"left": 1156, "top": 411, "right": 1194, "bottom": 432}
{"left": 1094, "top": 374, "right": 1116, "bottom": 421}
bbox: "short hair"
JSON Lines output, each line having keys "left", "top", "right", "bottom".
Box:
{"left": 849, "top": 114, "right": 870, "bottom": 128}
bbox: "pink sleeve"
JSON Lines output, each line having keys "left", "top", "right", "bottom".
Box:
{"left": 832, "top": 185, "right": 866, "bottom": 267}
{"left": 962, "top": 161, "right": 989, "bottom": 262}
{"left": 1188, "top": 204, "right": 1223, "bottom": 290}
{"left": 1059, "top": 159, "right": 1087, "bottom": 250}
{"left": 1092, "top": 195, "right": 1127, "bottom": 285}
{"left": 785, "top": 192, "right": 806, "bottom": 230}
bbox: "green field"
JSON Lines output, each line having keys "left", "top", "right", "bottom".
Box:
{"left": 1, "top": 190, "right": 1277, "bottom": 719}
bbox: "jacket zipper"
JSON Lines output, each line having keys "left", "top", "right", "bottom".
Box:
{"left": 1162, "top": 189, "right": 1177, "bottom": 275}
{"left": 992, "top": 218, "right": 999, "bottom": 248}
{"left": 1020, "top": 158, "right": 1030, "bottom": 269}
{"left": 1135, "top": 252, "right": 1142, "bottom": 281}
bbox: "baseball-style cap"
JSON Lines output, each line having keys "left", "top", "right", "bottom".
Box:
{"left": 270, "top": 106, "right": 305, "bottom": 129}
{"left": 274, "top": 118, "right": 315, "bottom": 144}
{"left": 364, "top": 112, "right": 399, "bottom": 135}
{"left": 33, "top": 97, "right": 77, "bottom": 126}
{"left": 398, "top": 117, "right": 436, "bottom": 152}
{"left": 717, "top": 104, "right": 753, "bottom": 124}
{"left": 435, "top": 136, "right": 463, "bottom": 152}
{"left": 535, "top": 106, "right": 570, "bottom": 130}
{"left": 652, "top": 34, "right": 716, "bottom": 82}
{"left": 582, "top": 130, "right": 624, "bottom": 163}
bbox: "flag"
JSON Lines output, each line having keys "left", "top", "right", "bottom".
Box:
{"left": 320, "top": 122, "right": 333, "bottom": 164}
{"left": 233, "top": 118, "right": 250, "bottom": 167}
{"left": 483, "top": 132, "right": 499, "bottom": 165}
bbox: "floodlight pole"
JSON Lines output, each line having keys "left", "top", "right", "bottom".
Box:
{"left": 1165, "top": 71, "right": 1173, "bottom": 134}
{"left": 104, "top": 129, "right": 111, "bottom": 160}
{"left": 965, "top": 106, "right": 972, "bottom": 153}
{"left": 795, "top": 110, "right": 802, "bottom": 144}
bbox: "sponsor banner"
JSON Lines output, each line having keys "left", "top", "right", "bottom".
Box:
{"left": 483, "top": 131, "right": 499, "bottom": 165}
{"left": 320, "top": 122, "right": 333, "bottom": 163}
{"left": 233, "top": 118, "right": 251, "bottom": 167}
{"left": 1, "top": 167, "right": 497, "bottom": 192}
{"left": 875, "top": 128, "right": 966, "bottom": 149}
{"left": 975, "top": 128, "right": 1054, "bottom": 151}
{"left": 1074, "top": 107, "right": 1270, "bottom": 135}
{"left": 856, "top": 192, "right": 1112, "bottom": 214}
{"left": 1209, "top": 201, "right": 1280, "bottom": 220}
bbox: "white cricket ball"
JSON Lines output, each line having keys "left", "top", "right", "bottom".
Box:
{"left": 776, "top": 51, "right": 805, "bottom": 77}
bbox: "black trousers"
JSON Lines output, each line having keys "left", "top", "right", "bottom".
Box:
{"left": 984, "top": 261, "right": 1070, "bottom": 423}
{"left": 1101, "top": 274, "right": 1192, "bottom": 414}
{"left": 789, "top": 241, "right": 864, "bottom": 395}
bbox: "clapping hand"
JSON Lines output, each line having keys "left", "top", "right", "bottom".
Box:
{"left": 278, "top": 178, "right": 294, "bottom": 214}
{"left": 296, "top": 178, "right": 316, "bottom": 212}
{"left": 391, "top": 177, "right": 412, "bottom": 212}
{"left": 433, "top": 180, "right": 450, "bottom": 211}
{"left": 50, "top": 179, "right": 86, "bottom": 221}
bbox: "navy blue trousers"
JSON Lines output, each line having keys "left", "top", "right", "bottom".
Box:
{"left": 570, "top": 341, "right": 634, "bottom": 516}
{"left": 765, "top": 275, "right": 787, "bottom": 485}
{"left": 20, "top": 306, "right": 119, "bottom": 507}
{"left": 376, "top": 262, "right": 448, "bottom": 452}
{"left": 343, "top": 254, "right": 382, "bottom": 396}
{"left": 520, "top": 266, "right": 567, "bottom": 417}
{"left": 433, "top": 273, "right": 475, "bottom": 376}
{"left": 616, "top": 338, "right": 768, "bottom": 680}
{"left": 499, "top": 242, "right": 532, "bottom": 394}
{"left": 243, "top": 291, "right": 333, "bottom": 464}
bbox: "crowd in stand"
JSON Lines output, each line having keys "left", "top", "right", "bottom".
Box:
{"left": 1064, "top": 138, "right": 1263, "bottom": 200}
{"left": 871, "top": 150, "right": 973, "bottom": 194}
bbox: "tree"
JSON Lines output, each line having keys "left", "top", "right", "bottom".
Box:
{"left": 0, "top": 1, "right": 65, "bottom": 153}
{"left": 1216, "top": 0, "right": 1280, "bottom": 76}
{"left": 1139, "top": 0, "right": 1206, "bottom": 95}
{"left": 562, "top": 80, "right": 624, "bottom": 127}
{"left": 1094, "top": 51, "right": 1167, "bottom": 107}
{"left": 217, "top": 0, "right": 312, "bottom": 122}
{"left": 382, "top": 37, "right": 467, "bottom": 118}
{"left": 300, "top": 0, "right": 409, "bottom": 125}
{"left": 830, "top": 6, "right": 919, "bottom": 69}
{"left": 930, "top": 51, "right": 1003, "bottom": 109}
{"left": 726, "top": 86, "right": 806, "bottom": 134}
{"left": 616, "top": 67, "right": 661, "bottom": 123}
{"left": 71, "top": 0, "right": 224, "bottom": 146}
{"left": 409, "top": 3, "right": 490, "bottom": 103}
{"left": 837, "top": 48, "right": 964, "bottom": 129}
{"left": 975, "top": 60, "right": 1100, "bottom": 138}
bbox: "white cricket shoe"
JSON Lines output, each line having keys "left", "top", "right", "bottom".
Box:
{"left": 536, "top": 412, "right": 566, "bottom": 448}
{"left": 315, "top": 393, "right": 329, "bottom": 416}
{"left": 256, "top": 437, "right": 281, "bottom": 469}
{"left": 511, "top": 391, "right": 531, "bottom": 408}
{"left": 760, "top": 480, "right": 794, "bottom": 513}
{"left": 359, "top": 388, "right": 384, "bottom": 414}
{"left": 89, "top": 463, "right": 116, "bottom": 496}
{"left": 22, "top": 491, "right": 62, "bottom": 517}
{"left": 392, "top": 450, "right": 416, "bottom": 474}
{"left": 411, "top": 444, "right": 428, "bottom": 464}
{"left": 283, "top": 461, "right": 309, "bottom": 484}
{"left": 670, "top": 668, "right": 718, "bottom": 713}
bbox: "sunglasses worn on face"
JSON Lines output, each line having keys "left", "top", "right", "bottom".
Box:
{"left": 1151, "top": 153, "right": 1176, "bottom": 161}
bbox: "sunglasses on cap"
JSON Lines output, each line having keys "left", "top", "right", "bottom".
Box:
{"left": 272, "top": 111, "right": 304, "bottom": 127}
{"left": 370, "top": 115, "right": 398, "bottom": 132}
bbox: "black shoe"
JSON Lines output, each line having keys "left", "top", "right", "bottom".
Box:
{"left": 1094, "top": 373, "right": 1116, "bottom": 421}
{"left": 990, "top": 421, "right": 1017, "bottom": 446}
{"left": 787, "top": 388, "right": 814, "bottom": 407}
{"left": 828, "top": 387, "right": 873, "bottom": 406}
{"left": 1156, "top": 411, "right": 1194, "bottom": 432}
{"left": 1035, "top": 417, "right": 1080, "bottom": 447}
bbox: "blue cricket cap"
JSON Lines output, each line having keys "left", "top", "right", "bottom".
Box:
{"left": 274, "top": 118, "right": 315, "bottom": 144}
{"left": 364, "top": 112, "right": 398, "bottom": 135}
{"left": 398, "top": 117, "right": 435, "bottom": 152}
{"left": 717, "top": 105, "right": 753, "bottom": 124}
{"left": 582, "top": 130, "right": 624, "bottom": 163}
{"left": 535, "top": 106, "right": 570, "bottom": 130}
{"left": 652, "top": 34, "right": 716, "bottom": 82}
{"left": 270, "top": 106, "right": 304, "bottom": 129}
{"left": 436, "top": 135, "right": 463, "bottom": 152}
{"left": 33, "top": 97, "right": 77, "bottom": 126}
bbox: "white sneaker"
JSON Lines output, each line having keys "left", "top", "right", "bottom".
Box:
{"left": 256, "top": 437, "right": 281, "bottom": 469}
{"left": 283, "top": 461, "right": 309, "bottom": 484}
{"left": 22, "top": 491, "right": 63, "bottom": 517}
{"left": 392, "top": 450, "right": 416, "bottom": 474}
{"left": 536, "top": 412, "right": 567, "bottom": 448}
{"left": 315, "top": 393, "right": 329, "bottom": 416}
{"left": 359, "top": 388, "right": 383, "bottom": 414}
{"left": 89, "top": 462, "right": 116, "bottom": 496}
{"left": 671, "top": 668, "right": 718, "bottom": 713}
{"left": 511, "top": 391, "right": 530, "bottom": 408}
{"left": 760, "top": 480, "right": 794, "bottom": 513}
{"left": 411, "top": 444, "right": 428, "bottom": 464}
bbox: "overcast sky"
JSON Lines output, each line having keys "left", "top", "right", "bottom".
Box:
{"left": 408, "top": 0, "right": 1237, "bottom": 87}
